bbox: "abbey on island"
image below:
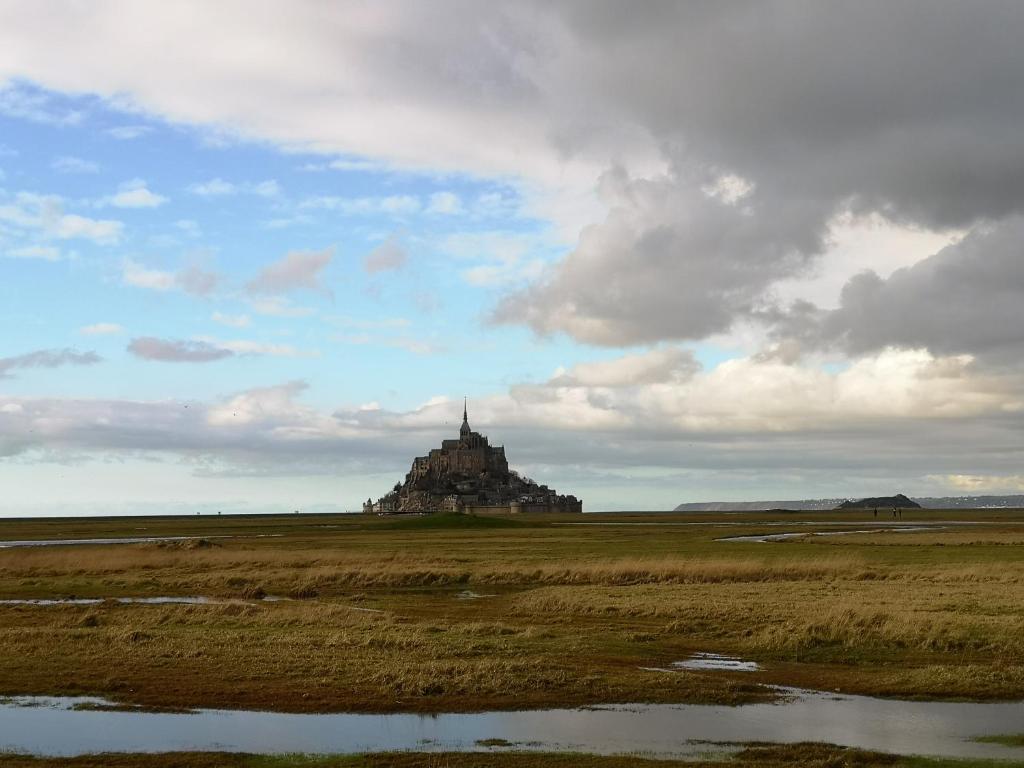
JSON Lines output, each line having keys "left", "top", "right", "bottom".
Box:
{"left": 363, "top": 401, "right": 583, "bottom": 515}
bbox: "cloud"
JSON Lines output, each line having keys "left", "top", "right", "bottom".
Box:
{"left": 121, "top": 259, "right": 222, "bottom": 297}
{"left": 206, "top": 339, "right": 314, "bottom": 358}
{"left": 0, "top": 192, "right": 123, "bottom": 244}
{"left": 246, "top": 247, "right": 334, "bottom": 295}
{"left": 176, "top": 264, "right": 220, "bottom": 296}
{"left": 778, "top": 217, "right": 1024, "bottom": 360}
{"left": 363, "top": 237, "right": 407, "bottom": 274}
{"left": 18, "top": 4, "right": 1024, "bottom": 349}
{"left": 0, "top": 348, "right": 101, "bottom": 379}
{"left": 931, "top": 474, "right": 1024, "bottom": 493}
{"left": 493, "top": 166, "right": 826, "bottom": 345}
{"left": 247, "top": 296, "right": 315, "bottom": 318}
{"left": 188, "top": 178, "right": 235, "bottom": 196}
{"left": 105, "top": 125, "right": 151, "bottom": 140}
{"left": 121, "top": 259, "right": 176, "bottom": 291}
{"left": 175, "top": 219, "right": 201, "bottom": 237}
{"left": 187, "top": 178, "right": 280, "bottom": 197}
{"left": 1, "top": 347, "right": 1022, "bottom": 504}
{"left": 426, "top": 191, "right": 464, "bottom": 215}
{"left": 439, "top": 230, "right": 550, "bottom": 287}
{"left": 463, "top": 259, "right": 544, "bottom": 288}
{"left": 211, "top": 312, "right": 250, "bottom": 328}
{"left": 301, "top": 195, "right": 420, "bottom": 216}
{"left": 206, "top": 381, "right": 314, "bottom": 426}
{"left": 5, "top": 245, "right": 60, "bottom": 261}
{"left": 51, "top": 155, "right": 99, "bottom": 174}
{"left": 104, "top": 178, "right": 167, "bottom": 208}
{"left": 0, "top": 81, "right": 81, "bottom": 125}
{"left": 550, "top": 347, "right": 699, "bottom": 388}
{"left": 127, "top": 335, "right": 312, "bottom": 363}
{"left": 79, "top": 322, "right": 124, "bottom": 336}
{"left": 52, "top": 213, "right": 123, "bottom": 242}
{"left": 127, "top": 337, "right": 233, "bottom": 363}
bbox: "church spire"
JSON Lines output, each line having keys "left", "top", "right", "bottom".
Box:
{"left": 460, "top": 397, "right": 471, "bottom": 437}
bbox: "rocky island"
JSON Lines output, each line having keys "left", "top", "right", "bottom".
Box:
{"left": 364, "top": 401, "right": 582, "bottom": 514}
{"left": 835, "top": 493, "right": 922, "bottom": 510}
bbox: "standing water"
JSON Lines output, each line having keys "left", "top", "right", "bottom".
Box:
{"left": 1, "top": 690, "right": 1024, "bottom": 760}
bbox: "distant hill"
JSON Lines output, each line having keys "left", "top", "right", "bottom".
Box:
{"left": 674, "top": 494, "right": 1024, "bottom": 511}
{"left": 836, "top": 494, "right": 920, "bottom": 509}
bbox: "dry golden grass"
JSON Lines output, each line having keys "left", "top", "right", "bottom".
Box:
{"left": 1, "top": 511, "right": 1023, "bottom": 712}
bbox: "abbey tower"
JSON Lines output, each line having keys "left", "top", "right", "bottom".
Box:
{"left": 364, "top": 401, "right": 582, "bottom": 514}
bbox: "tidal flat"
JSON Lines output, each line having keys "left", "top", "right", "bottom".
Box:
{"left": 0, "top": 509, "right": 1022, "bottom": 719}
{"left": 3, "top": 746, "right": 1024, "bottom": 768}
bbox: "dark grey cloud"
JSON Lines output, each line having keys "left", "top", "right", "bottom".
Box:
{"left": 496, "top": 1, "right": 1024, "bottom": 345}
{"left": 772, "top": 217, "right": 1024, "bottom": 360}
{"left": 0, "top": 347, "right": 101, "bottom": 378}
{"left": 494, "top": 166, "right": 829, "bottom": 344}
{"left": 127, "top": 337, "right": 233, "bottom": 363}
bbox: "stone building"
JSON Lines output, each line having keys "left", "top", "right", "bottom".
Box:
{"left": 364, "top": 401, "right": 582, "bottom": 515}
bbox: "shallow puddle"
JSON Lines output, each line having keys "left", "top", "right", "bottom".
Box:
{"left": 0, "top": 596, "right": 286, "bottom": 606}
{"left": 0, "top": 535, "right": 217, "bottom": 549}
{"left": 0, "top": 534, "right": 283, "bottom": 549}
{"left": 1, "top": 690, "right": 1024, "bottom": 760}
{"left": 674, "top": 653, "right": 761, "bottom": 672}
{"left": 718, "top": 526, "right": 943, "bottom": 543}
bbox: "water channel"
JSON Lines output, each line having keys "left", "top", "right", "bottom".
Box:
{"left": 2, "top": 689, "right": 1023, "bottom": 760}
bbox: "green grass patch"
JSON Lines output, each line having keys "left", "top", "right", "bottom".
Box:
{"left": 380, "top": 512, "right": 527, "bottom": 530}
{"left": 971, "top": 733, "right": 1024, "bottom": 747}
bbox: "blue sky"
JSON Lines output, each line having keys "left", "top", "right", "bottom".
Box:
{"left": 0, "top": 82, "right": 630, "bottom": 414}
{"left": 4, "top": 4, "right": 1024, "bottom": 515}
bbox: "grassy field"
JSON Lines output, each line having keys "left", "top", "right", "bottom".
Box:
{"left": 0, "top": 510, "right": 1023, "bottom": 713}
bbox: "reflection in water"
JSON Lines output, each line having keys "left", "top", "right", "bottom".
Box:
{"left": 675, "top": 653, "right": 761, "bottom": 672}
{"left": 0, "top": 536, "right": 209, "bottom": 548}
{"left": 1, "top": 690, "right": 1023, "bottom": 760}
{"left": 718, "top": 527, "right": 942, "bottom": 543}
{"left": 1, "top": 597, "right": 229, "bottom": 606}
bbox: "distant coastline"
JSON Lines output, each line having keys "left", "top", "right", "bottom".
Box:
{"left": 674, "top": 494, "right": 1024, "bottom": 511}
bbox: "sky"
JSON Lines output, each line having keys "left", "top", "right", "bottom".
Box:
{"left": 2, "top": 1, "right": 1024, "bottom": 515}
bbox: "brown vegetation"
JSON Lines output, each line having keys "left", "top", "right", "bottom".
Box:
{"left": 1, "top": 511, "right": 1023, "bottom": 713}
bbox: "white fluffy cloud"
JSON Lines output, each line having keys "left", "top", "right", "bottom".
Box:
{"left": 0, "top": 192, "right": 122, "bottom": 244}
{"left": 78, "top": 322, "right": 123, "bottom": 336}
{"left": 104, "top": 178, "right": 167, "bottom": 208}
